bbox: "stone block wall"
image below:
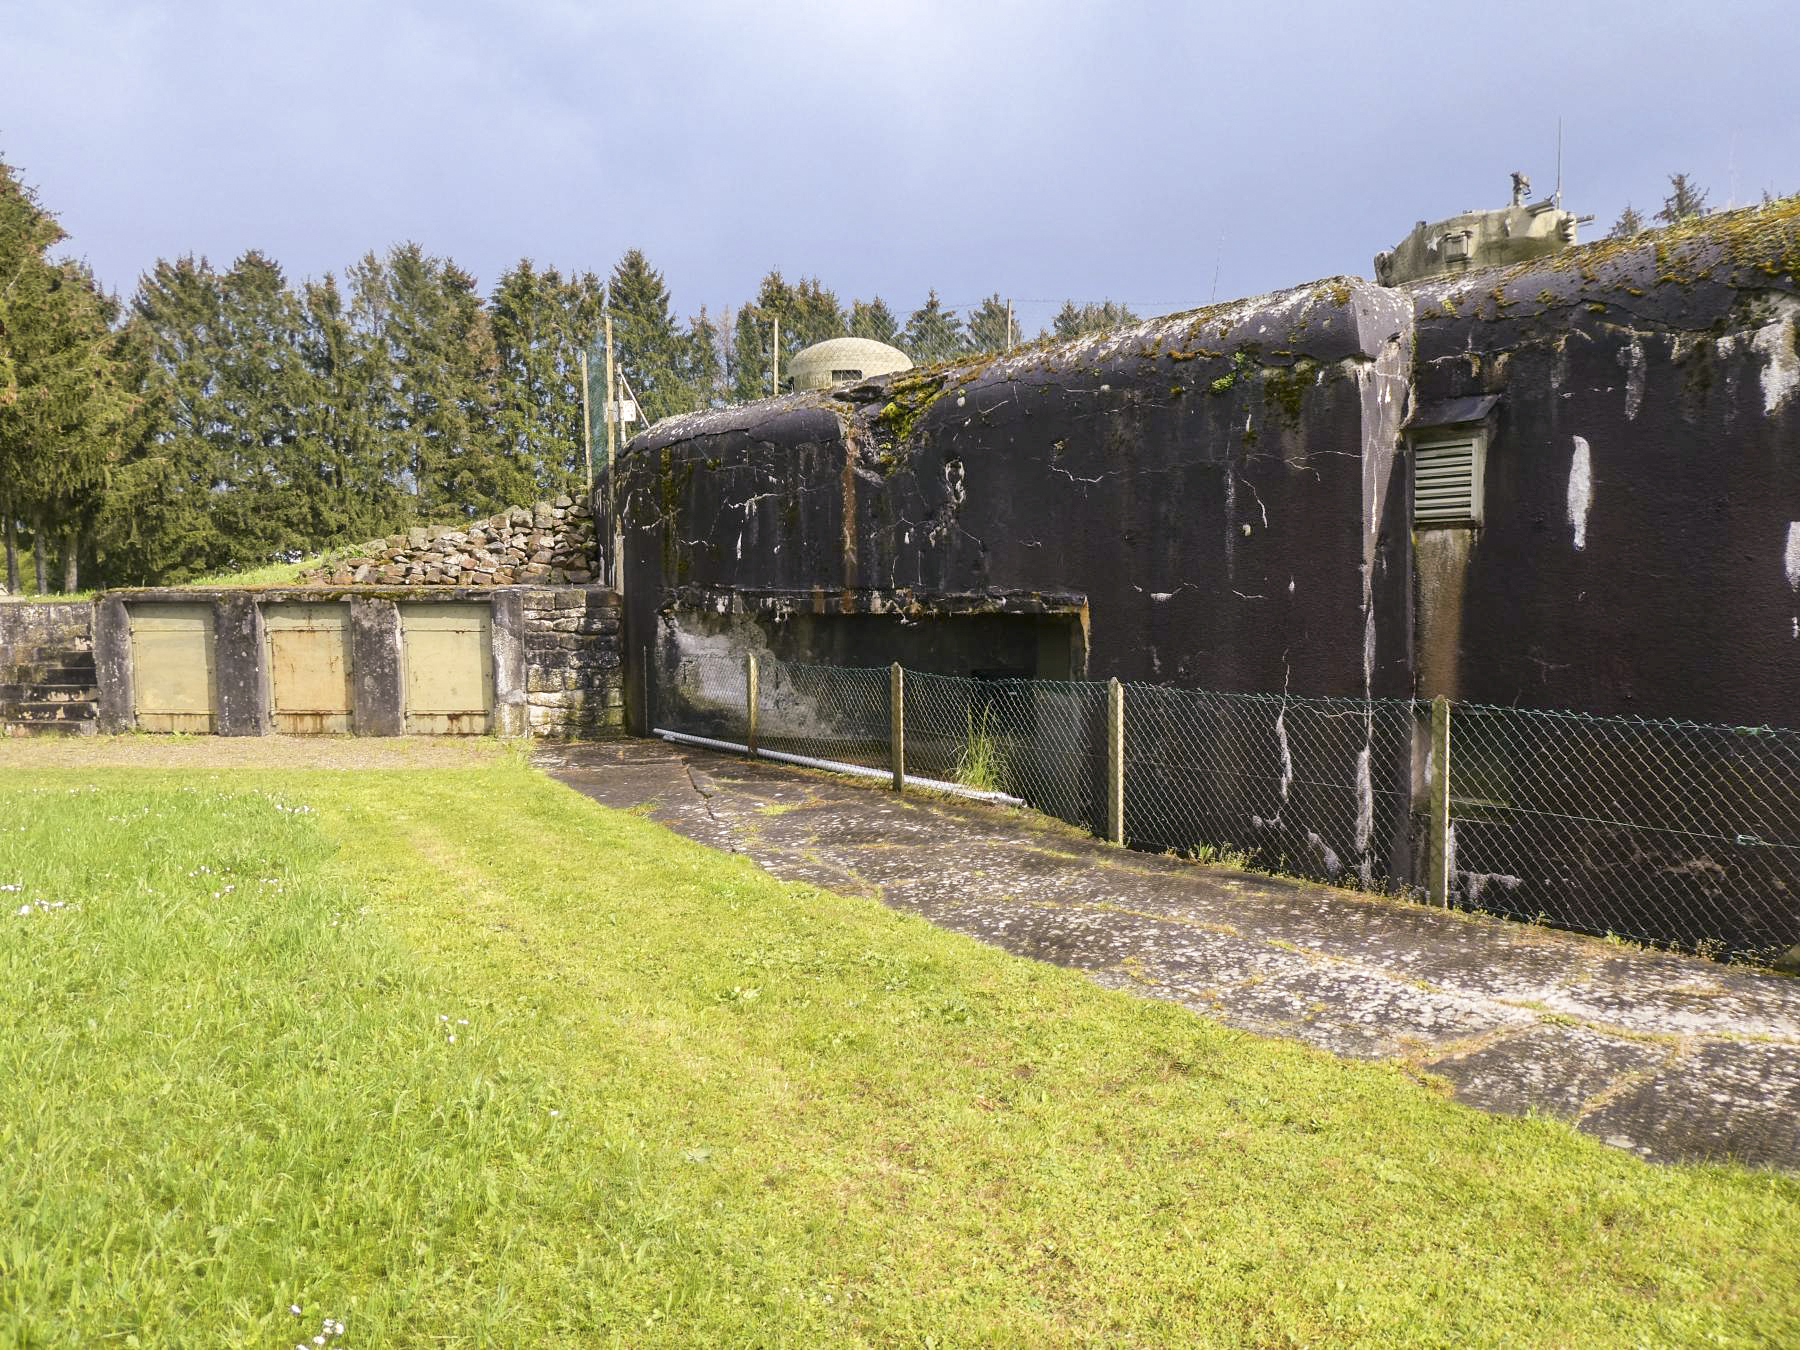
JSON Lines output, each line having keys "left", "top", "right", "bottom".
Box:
{"left": 520, "top": 588, "right": 623, "bottom": 736}
{"left": 302, "top": 497, "right": 597, "bottom": 587}
{"left": 0, "top": 601, "right": 98, "bottom": 737}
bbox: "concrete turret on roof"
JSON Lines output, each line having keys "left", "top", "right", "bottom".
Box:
{"left": 788, "top": 337, "right": 912, "bottom": 391}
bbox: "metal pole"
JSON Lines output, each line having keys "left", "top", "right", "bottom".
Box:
{"left": 603, "top": 315, "right": 618, "bottom": 588}
{"left": 1005, "top": 298, "right": 1014, "bottom": 353}
{"left": 1106, "top": 677, "right": 1125, "bottom": 846}
{"left": 1429, "top": 695, "right": 1453, "bottom": 906}
{"left": 579, "top": 348, "right": 593, "bottom": 499}
{"left": 890, "top": 663, "right": 905, "bottom": 792}
{"left": 745, "top": 652, "right": 760, "bottom": 757}
{"left": 771, "top": 315, "right": 780, "bottom": 396}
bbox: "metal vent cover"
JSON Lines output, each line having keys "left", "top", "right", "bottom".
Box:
{"left": 1413, "top": 433, "right": 1484, "bottom": 525}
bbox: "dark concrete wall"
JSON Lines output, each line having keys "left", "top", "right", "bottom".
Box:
{"left": 620, "top": 278, "right": 1417, "bottom": 706}
{"left": 1408, "top": 203, "right": 1800, "bottom": 723}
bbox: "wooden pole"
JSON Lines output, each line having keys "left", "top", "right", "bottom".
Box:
{"left": 890, "top": 663, "right": 905, "bottom": 792}
{"left": 1429, "top": 695, "right": 1453, "bottom": 906}
{"left": 1106, "top": 677, "right": 1125, "bottom": 846}
{"left": 579, "top": 348, "right": 593, "bottom": 499}
{"left": 745, "top": 652, "right": 760, "bottom": 757}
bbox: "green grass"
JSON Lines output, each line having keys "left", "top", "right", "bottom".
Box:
{"left": 2, "top": 763, "right": 1797, "bottom": 1346}
{"left": 182, "top": 552, "right": 340, "bottom": 588}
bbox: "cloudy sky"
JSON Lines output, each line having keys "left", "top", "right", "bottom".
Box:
{"left": 4, "top": 0, "right": 1795, "bottom": 332}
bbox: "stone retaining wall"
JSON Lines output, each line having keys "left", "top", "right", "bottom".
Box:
{"left": 0, "top": 601, "right": 98, "bottom": 737}
{"left": 302, "top": 497, "right": 597, "bottom": 586}
{"left": 522, "top": 588, "right": 623, "bottom": 736}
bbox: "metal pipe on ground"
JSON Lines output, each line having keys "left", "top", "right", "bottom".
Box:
{"left": 655, "top": 728, "right": 1027, "bottom": 807}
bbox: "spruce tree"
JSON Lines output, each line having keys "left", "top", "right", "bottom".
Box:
{"left": 607, "top": 249, "right": 687, "bottom": 423}
{"left": 850, "top": 297, "right": 899, "bottom": 345}
{"left": 902, "top": 291, "right": 965, "bottom": 365}
{"left": 965, "top": 294, "right": 1014, "bottom": 354}
{"left": 1656, "top": 173, "right": 1710, "bottom": 225}
{"left": 0, "top": 159, "right": 129, "bottom": 592}
{"left": 1607, "top": 204, "right": 1646, "bottom": 239}
{"left": 683, "top": 306, "right": 726, "bottom": 411}
{"left": 100, "top": 256, "right": 232, "bottom": 582}
{"left": 490, "top": 259, "right": 603, "bottom": 499}
{"left": 1051, "top": 299, "right": 1139, "bottom": 340}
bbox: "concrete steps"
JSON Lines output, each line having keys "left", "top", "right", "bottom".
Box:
{"left": 1, "top": 652, "right": 98, "bottom": 737}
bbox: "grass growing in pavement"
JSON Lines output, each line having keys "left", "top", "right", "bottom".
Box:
{"left": 2, "top": 763, "right": 1798, "bottom": 1346}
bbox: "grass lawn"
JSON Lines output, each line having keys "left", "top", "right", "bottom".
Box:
{"left": 2, "top": 758, "right": 1797, "bottom": 1346}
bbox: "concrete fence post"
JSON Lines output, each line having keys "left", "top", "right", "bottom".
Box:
{"left": 1106, "top": 676, "right": 1125, "bottom": 846}
{"left": 745, "top": 652, "right": 760, "bottom": 757}
{"left": 1429, "top": 694, "right": 1452, "bottom": 906}
{"left": 890, "top": 663, "right": 905, "bottom": 792}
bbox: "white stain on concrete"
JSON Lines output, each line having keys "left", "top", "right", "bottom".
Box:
{"left": 1751, "top": 299, "right": 1800, "bottom": 414}
{"left": 1786, "top": 521, "right": 1800, "bottom": 591}
{"left": 1568, "top": 437, "right": 1593, "bottom": 550}
{"left": 1620, "top": 337, "right": 1646, "bottom": 419}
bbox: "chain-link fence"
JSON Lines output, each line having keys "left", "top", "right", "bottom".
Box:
{"left": 649, "top": 648, "right": 1800, "bottom": 965}
{"left": 903, "top": 672, "right": 1106, "bottom": 829}
{"left": 1123, "top": 685, "right": 1418, "bottom": 891}
{"left": 1448, "top": 705, "right": 1800, "bottom": 962}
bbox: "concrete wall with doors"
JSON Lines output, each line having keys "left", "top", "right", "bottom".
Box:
{"left": 89, "top": 586, "right": 621, "bottom": 737}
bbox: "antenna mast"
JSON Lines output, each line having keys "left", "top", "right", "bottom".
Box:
{"left": 1555, "top": 116, "right": 1563, "bottom": 206}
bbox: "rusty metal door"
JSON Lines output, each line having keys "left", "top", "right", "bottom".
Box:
{"left": 264, "top": 604, "right": 353, "bottom": 734}
{"left": 401, "top": 604, "right": 493, "bottom": 734}
{"left": 129, "top": 604, "right": 217, "bottom": 733}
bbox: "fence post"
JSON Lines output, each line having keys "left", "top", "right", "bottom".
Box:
{"left": 745, "top": 652, "right": 759, "bottom": 757}
{"left": 1429, "top": 694, "right": 1451, "bottom": 906}
{"left": 1107, "top": 677, "right": 1126, "bottom": 845}
{"left": 890, "top": 663, "right": 905, "bottom": 792}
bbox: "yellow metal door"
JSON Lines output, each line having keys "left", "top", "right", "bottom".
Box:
{"left": 401, "top": 604, "right": 493, "bottom": 734}
{"left": 130, "top": 605, "right": 217, "bottom": 733}
{"left": 264, "top": 604, "right": 353, "bottom": 734}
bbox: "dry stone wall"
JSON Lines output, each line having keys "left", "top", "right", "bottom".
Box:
{"left": 304, "top": 497, "right": 597, "bottom": 586}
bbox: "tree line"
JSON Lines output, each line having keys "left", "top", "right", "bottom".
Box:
{"left": 1, "top": 155, "right": 1146, "bottom": 593}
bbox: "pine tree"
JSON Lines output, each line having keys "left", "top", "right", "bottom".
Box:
{"left": 902, "top": 290, "right": 965, "bottom": 365}
{"left": 850, "top": 297, "right": 899, "bottom": 345}
{"left": 1656, "top": 173, "right": 1710, "bottom": 225}
{"left": 965, "top": 294, "right": 1014, "bottom": 354}
{"left": 1608, "top": 204, "right": 1646, "bottom": 239}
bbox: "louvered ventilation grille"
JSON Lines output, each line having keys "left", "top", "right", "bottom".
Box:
{"left": 1413, "top": 436, "right": 1480, "bottom": 524}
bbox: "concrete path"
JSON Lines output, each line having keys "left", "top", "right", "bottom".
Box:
{"left": 541, "top": 739, "right": 1800, "bottom": 1171}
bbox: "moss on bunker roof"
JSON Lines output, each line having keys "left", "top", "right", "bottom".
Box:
{"left": 1409, "top": 193, "right": 1800, "bottom": 316}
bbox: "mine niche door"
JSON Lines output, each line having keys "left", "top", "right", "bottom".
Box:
{"left": 401, "top": 603, "right": 493, "bottom": 734}
{"left": 264, "top": 603, "right": 353, "bottom": 734}
{"left": 129, "top": 604, "right": 217, "bottom": 733}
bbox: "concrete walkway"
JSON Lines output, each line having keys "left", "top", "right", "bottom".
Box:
{"left": 541, "top": 739, "right": 1800, "bottom": 1171}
